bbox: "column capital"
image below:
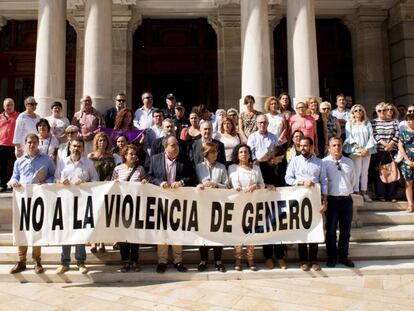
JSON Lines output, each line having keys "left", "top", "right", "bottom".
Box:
{"left": 113, "top": 9, "right": 133, "bottom": 30}
{"left": 343, "top": 7, "right": 387, "bottom": 31}
{"left": 389, "top": 2, "right": 414, "bottom": 28}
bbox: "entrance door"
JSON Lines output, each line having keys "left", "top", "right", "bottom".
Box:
{"left": 132, "top": 18, "right": 218, "bottom": 113}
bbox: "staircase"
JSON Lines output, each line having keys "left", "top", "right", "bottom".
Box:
{"left": 1, "top": 192, "right": 413, "bottom": 283}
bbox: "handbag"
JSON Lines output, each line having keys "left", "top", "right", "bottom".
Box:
{"left": 379, "top": 153, "right": 400, "bottom": 183}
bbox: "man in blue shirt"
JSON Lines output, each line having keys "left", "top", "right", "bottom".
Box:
{"left": 8, "top": 133, "right": 55, "bottom": 274}
{"left": 285, "top": 136, "right": 328, "bottom": 271}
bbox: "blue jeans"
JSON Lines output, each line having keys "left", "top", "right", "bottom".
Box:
{"left": 61, "top": 245, "right": 86, "bottom": 266}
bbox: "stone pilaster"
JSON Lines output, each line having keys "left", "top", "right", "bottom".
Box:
{"left": 83, "top": 0, "right": 113, "bottom": 113}
{"left": 287, "top": 0, "right": 320, "bottom": 105}
{"left": 388, "top": 2, "right": 414, "bottom": 107}
{"left": 34, "top": 0, "right": 67, "bottom": 117}
{"left": 240, "top": 0, "right": 272, "bottom": 112}
{"left": 344, "top": 7, "right": 388, "bottom": 113}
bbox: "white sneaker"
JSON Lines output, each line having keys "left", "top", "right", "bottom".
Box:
{"left": 363, "top": 194, "right": 372, "bottom": 202}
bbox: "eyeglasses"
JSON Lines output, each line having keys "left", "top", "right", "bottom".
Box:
{"left": 408, "top": 110, "right": 414, "bottom": 113}
{"left": 377, "top": 109, "right": 386, "bottom": 112}
{"left": 321, "top": 107, "right": 330, "bottom": 111}
{"left": 26, "top": 102, "right": 37, "bottom": 106}
{"left": 353, "top": 109, "right": 362, "bottom": 112}
{"left": 117, "top": 99, "right": 126, "bottom": 102}
{"left": 336, "top": 161, "right": 341, "bottom": 171}
{"left": 296, "top": 106, "right": 305, "bottom": 109}
{"left": 143, "top": 96, "right": 153, "bottom": 100}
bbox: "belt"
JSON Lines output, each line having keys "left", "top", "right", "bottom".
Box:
{"left": 327, "top": 195, "right": 351, "bottom": 200}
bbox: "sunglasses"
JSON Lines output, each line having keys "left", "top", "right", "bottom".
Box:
{"left": 26, "top": 102, "right": 37, "bottom": 106}
{"left": 377, "top": 109, "right": 386, "bottom": 112}
{"left": 117, "top": 99, "right": 126, "bottom": 102}
{"left": 353, "top": 109, "right": 363, "bottom": 112}
{"left": 296, "top": 106, "right": 305, "bottom": 109}
{"left": 321, "top": 107, "right": 330, "bottom": 110}
{"left": 408, "top": 110, "right": 414, "bottom": 113}
{"left": 336, "top": 161, "right": 341, "bottom": 171}
{"left": 143, "top": 96, "right": 153, "bottom": 100}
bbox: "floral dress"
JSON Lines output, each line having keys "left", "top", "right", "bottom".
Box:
{"left": 399, "top": 130, "right": 414, "bottom": 180}
{"left": 240, "top": 110, "right": 261, "bottom": 138}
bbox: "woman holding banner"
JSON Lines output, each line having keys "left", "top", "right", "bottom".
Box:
{"left": 228, "top": 144, "right": 265, "bottom": 271}
{"left": 196, "top": 142, "right": 229, "bottom": 272}
{"left": 111, "top": 144, "right": 147, "bottom": 272}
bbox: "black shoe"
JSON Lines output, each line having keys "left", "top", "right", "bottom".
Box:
{"left": 10, "top": 262, "right": 26, "bottom": 274}
{"left": 326, "top": 259, "right": 336, "bottom": 268}
{"left": 156, "top": 263, "right": 167, "bottom": 273}
{"left": 197, "top": 262, "right": 207, "bottom": 272}
{"left": 338, "top": 258, "right": 355, "bottom": 268}
{"left": 0, "top": 187, "right": 7, "bottom": 193}
{"left": 215, "top": 263, "right": 226, "bottom": 272}
{"left": 174, "top": 262, "right": 187, "bottom": 272}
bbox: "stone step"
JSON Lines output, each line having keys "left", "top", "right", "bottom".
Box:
{"left": 350, "top": 224, "right": 414, "bottom": 242}
{"left": 1, "top": 240, "right": 413, "bottom": 265}
{"left": 0, "top": 194, "right": 12, "bottom": 231}
{"left": 0, "top": 259, "right": 413, "bottom": 283}
{"left": 358, "top": 210, "right": 414, "bottom": 225}
{"left": 361, "top": 200, "right": 408, "bottom": 211}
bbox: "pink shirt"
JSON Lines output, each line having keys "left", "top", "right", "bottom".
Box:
{"left": 0, "top": 111, "right": 19, "bottom": 146}
{"left": 165, "top": 154, "right": 177, "bottom": 184}
{"left": 289, "top": 114, "right": 317, "bottom": 143}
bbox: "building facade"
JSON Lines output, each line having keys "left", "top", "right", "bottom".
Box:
{"left": 0, "top": 0, "right": 413, "bottom": 117}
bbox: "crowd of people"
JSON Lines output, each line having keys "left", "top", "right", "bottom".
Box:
{"left": 0, "top": 91, "right": 413, "bottom": 276}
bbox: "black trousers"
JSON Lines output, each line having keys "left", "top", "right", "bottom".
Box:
{"left": 199, "top": 246, "right": 223, "bottom": 262}
{"left": 325, "top": 196, "right": 353, "bottom": 261}
{"left": 0, "top": 146, "right": 15, "bottom": 189}
{"left": 119, "top": 243, "right": 140, "bottom": 262}
{"left": 262, "top": 244, "right": 285, "bottom": 260}
{"left": 298, "top": 243, "right": 318, "bottom": 263}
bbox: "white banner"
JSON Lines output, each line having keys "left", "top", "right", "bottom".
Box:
{"left": 12, "top": 182, "right": 324, "bottom": 246}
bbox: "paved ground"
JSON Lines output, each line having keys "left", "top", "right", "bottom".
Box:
{"left": 0, "top": 274, "right": 413, "bottom": 310}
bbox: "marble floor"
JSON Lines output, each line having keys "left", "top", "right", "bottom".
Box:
{"left": 0, "top": 274, "right": 413, "bottom": 310}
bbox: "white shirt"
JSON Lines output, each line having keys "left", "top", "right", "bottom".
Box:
{"left": 228, "top": 164, "right": 265, "bottom": 189}
{"left": 13, "top": 112, "right": 40, "bottom": 147}
{"left": 322, "top": 155, "right": 355, "bottom": 196}
{"left": 55, "top": 155, "right": 99, "bottom": 183}
{"left": 133, "top": 106, "right": 157, "bottom": 130}
{"left": 46, "top": 116, "right": 70, "bottom": 138}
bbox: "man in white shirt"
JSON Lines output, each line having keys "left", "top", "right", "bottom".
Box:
{"left": 133, "top": 92, "right": 157, "bottom": 129}
{"left": 331, "top": 94, "right": 349, "bottom": 140}
{"left": 323, "top": 137, "right": 355, "bottom": 268}
{"left": 55, "top": 138, "right": 99, "bottom": 274}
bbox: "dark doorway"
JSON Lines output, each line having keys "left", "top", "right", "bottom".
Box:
{"left": 274, "top": 18, "right": 354, "bottom": 104}
{"left": 0, "top": 20, "right": 76, "bottom": 115}
{"left": 132, "top": 18, "right": 218, "bottom": 113}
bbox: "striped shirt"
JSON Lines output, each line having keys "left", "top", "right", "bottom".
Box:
{"left": 371, "top": 119, "right": 399, "bottom": 151}
{"left": 111, "top": 163, "right": 145, "bottom": 182}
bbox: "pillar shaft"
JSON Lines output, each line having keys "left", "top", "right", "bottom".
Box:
{"left": 240, "top": 0, "right": 272, "bottom": 112}
{"left": 34, "top": 0, "right": 67, "bottom": 117}
{"left": 83, "top": 0, "right": 112, "bottom": 113}
{"left": 287, "top": 0, "right": 320, "bottom": 105}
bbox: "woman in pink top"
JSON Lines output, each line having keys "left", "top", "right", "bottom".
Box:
{"left": 288, "top": 102, "right": 318, "bottom": 155}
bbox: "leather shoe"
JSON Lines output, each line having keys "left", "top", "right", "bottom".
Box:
{"left": 34, "top": 261, "right": 45, "bottom": 274}
{"left": 10, "top": 262, "right": 26, "bottom": 274}
{"left": 215, "top": 263, "right": 226, "bottom": 272}
{"left": 326, "top": 259, "right": 336, "bottom": 268}
{"left": 300, "top": 263, "right": 309, "bottom": 271}
{"left": 174, "top": 262, "right": 187, "bottom": 272}
{"left": 311, "top": 263, "right": 321, "bottom": 271}
{"left": 338, "top": 258, "right": 355, "bottom": 268}
{"left": 197, "top": 262, "right": 207, "bottom": 272}
{"left": 156, "top": 263, "right": 167, "bottom": 273}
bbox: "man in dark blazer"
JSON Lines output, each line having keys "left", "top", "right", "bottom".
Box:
{"left": 188, "top": 120, "right": 226, "bottom": 167}
{"left": 103, "top": 93, "right": 127, "bottom": 128}
{"left": 150, "top": 119, "right": 187, "bottom": 157}
{"left": 146, "top": 134, "right": 195, "bottom": 273}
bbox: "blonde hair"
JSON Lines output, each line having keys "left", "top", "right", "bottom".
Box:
{"left": 264, "top": 96, "right": 279, "bottom": 113}
{"left": 92, "top": 132, "right": 112, "bottom": 153}
{"left": 349, "top": 104, "right": 368, "bottom": 124}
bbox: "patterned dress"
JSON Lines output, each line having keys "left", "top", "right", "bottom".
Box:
{"left": 89, "top": 155, "right": 116, "bottom": 181}
{"left": 399, "top": 130, "right": 414, "bottom": 180}
{"left": 240, "top": 110, "right": 261, "bottom": 138}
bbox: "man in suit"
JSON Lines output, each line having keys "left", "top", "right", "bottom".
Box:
{"left": 146, "top": 135, "right": 194, "bottom": 273}
{"left": 189, "top": 120, "right": 226, "bottom": 167}
{"left": 150, "top": 118, "right": 187, "bottom": 157}
{"left": 104, "top": 93, "right": 127, "bottom": 129}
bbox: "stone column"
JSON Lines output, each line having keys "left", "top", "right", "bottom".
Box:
{"left": 240, "top": 0, "right": 272, "bottom": 112}
{"left": 344, "top": 8, "right": 388, "bottom": 114}
{"left": 209, "top": 12, "right": 241, "bottom": 111}
{"left": 287, "top": 0, "right": 319, "bottom": 105}
{"left": 83, "top": 0, "right": 112, "bottom": 114}
{"left": 34, "top": 0, "right": 67, "bottom": 117}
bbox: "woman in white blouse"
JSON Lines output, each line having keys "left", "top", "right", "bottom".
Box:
{"left": 264, "top": 96, "right": 287, "bottom": 145}
{"left": 196, "top": 142, "right": 228, "bottom": 272}
{"left": 111, "top": 144, "right": 147, "bottom": 272}
{"left": 343, "top": 104, "right": 376, "bottom": 201}
{"left": 36, "top": 118, "right": 59, "bottom": 162}
{"left": 228, "top": 144, "right": 265, "bottom": 271}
